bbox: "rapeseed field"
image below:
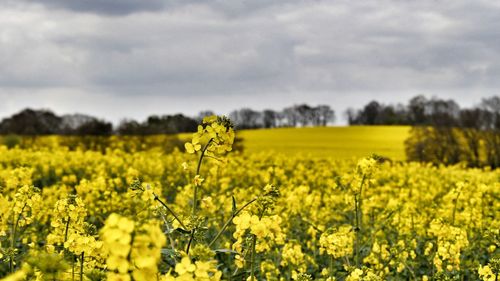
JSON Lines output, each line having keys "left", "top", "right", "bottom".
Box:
{"left": 0, "top": 116, "right": 498, "bottom": 281}
{"left": 238, "top": 126, "right": 409, "bottom": 160}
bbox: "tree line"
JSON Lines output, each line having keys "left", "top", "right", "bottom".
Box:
{"left": 405, "top": 96, "right": 500, "bottom": 168}
{"left": 0, "top": 108, "right": 200, "bottom": 136}
{"left": 194, "top": 104, "right": 335, "bottom": 130}
{"left": 0, "top": 109, "right": 113, "bottom": 136}
{"left": 229, "top": 104, "right": 335, "bottom": 129}
{"left": 347, "top": 95, "right": 500, "bottom": 168}
{"left": 346, "top": 95, "right": 477, "bottom": 126}
{"left": 0, "top": 103, "right": 335, "bottom": 136}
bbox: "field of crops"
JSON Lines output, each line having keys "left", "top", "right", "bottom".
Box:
{"left": 0, "top": 117, "right": 498, "bottom": 281}
{"left": 238, "top": 126, "right": 409, "bottom": 160}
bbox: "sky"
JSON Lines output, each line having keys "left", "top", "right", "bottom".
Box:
{"left": 1, "top": 0, "right": 499, "bottom": 124}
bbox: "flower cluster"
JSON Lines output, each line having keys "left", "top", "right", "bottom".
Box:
{"left": 363, "top": 241, "right": 391, "bottom": 273}
{"left": 478, "top": 258, "right": 499, "bottom": 281}
{"left": 232, "top": 211, "right": 285, "bottom": 254}
{"left": 364, "top": 238, "right": 416, "bottom": 276}
{"left": 319, "top": 225, "right": 355, "bottom": 259}
{"left": 46, "top": 197, "right": 88, "bottom": 249}
{"left": 184, "top": 115, "right": 235, "bottom": 155}
{"left": 162, "top": 256, "right": 222, "bottom": 281}
{"left": 45, "top": 196, "right": 104, "bottom": 278}
{"left": 478, "top": 264, "right": 495, "bottom": 281}
{"left": 355, "top": 157, "right": 378, "bottom": 177}
{"left": 281, "top": 241, "right": 307, "bottom": 275}
{"left": 281, "top": 241, "right": 305, "bottom": 267}
{"left": 345, "top": 268, "right": 381, "bottom": 281}
{"left": 428, "top": 219, "right": 469, "bottom": 272}
{"left": 100, "top": 213, "right": 166, "bottom": 281}
{"left": 101, "top": 214, "right": 135, "bottom": 279}
{"left": 11, "top": 185, "right": 42, "bottom": 229}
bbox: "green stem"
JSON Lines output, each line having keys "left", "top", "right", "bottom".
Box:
{"left": 63, "top": 215, "right": 75, "bottom": 280}
{"left": 64, "top": 217, "right": 71, "bottom": 243}
{"left": 80, "top": 252, "right": 84, "bottom": 281}
{"left": 354, "top": 194, "right": 360, "bottom": 268}
{"left": 126, "top": 232, "right": 136, "bottom": 281}
{"left": 186, "top": 138, "right": 213, "bottom": 255}
{"left": 250, "top": 235, "right": 257, "bottom": 281}
{"left": 329, "top": 256, "right": 333, "bottom": 278}
{"left": 10, "top": 203, "right": 27, "bottom": 273}
{"left": 403, "top": 260, "right": 416, "bottom": 280}
{"left": 451, "top": 190, "right": 461, "bottom": 226}
{"left": 301, "top": 217, "right": 323, "bottom": 234}
{"left": 186, "top": 229, "right": 195, "bottom": 255}
{"left": 344, "top": 256, "right": 351, "bottom": 267}
{"left": 154, "top": 194, "right": 188, "bottom": 230}
{"left": 192, "top": 138, "right": 213, "bottom": 216}
{"left": 358, "top": 175, "right": 366, "bottom": 230}
{"left": 208, "top": 198, "right": 257, "bottom": 247}
{"left": 354, "top": 175, "right": 365, "bottom": 268}
{"left": 231, "top": 240, "right": 253, "bottom": 278}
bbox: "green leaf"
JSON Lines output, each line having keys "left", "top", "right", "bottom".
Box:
{"left": 161, "top": 248, "right": 177, "bottom": 257}
{"left": 232, "top": 196, "right": 237, "bottom": 215}
{"left": 214, "top": 248, "right": 238, "bottom": 255}
{"left": 175, "top": 227, "right": 191, "bottom": 234}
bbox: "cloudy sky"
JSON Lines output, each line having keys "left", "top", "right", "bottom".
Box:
{"left": 1, "top": 0, "right": 499, "bottom": 124}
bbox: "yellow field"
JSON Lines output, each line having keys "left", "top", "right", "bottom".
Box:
{"left": 0, "top": 119, "right": 498, "bottom": 280}
{"left": 2, "top": 126, "right": 409, "bottom": 161}
{"left": 238, "top": 126, "right": 410, "bottom": 160}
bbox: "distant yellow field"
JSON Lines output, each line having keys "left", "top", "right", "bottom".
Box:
{"left": 237, "top": 126, "right": 410, "bottom": 160}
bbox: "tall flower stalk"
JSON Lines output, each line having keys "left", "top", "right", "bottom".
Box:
{"left": 184, "top": 115, "right": 235, "bottom": 254}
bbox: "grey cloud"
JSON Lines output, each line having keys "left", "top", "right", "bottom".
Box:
{"left": 1, "top": 0, "right": 499, "bottom": 123}
{"left": 17, "top": 0, "right": 300, "bottom": 16}
{"left": 21, "top": 0, "right": 168, "bottom": 15}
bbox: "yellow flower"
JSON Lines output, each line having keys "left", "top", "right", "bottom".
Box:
{"left": 107, "top": 256, "right": 129, "bottom": 273}
{"left": 107, "top": 273, "right": 131, "bottom": 281}
{"left": 194, "top": 261, "right": 212, "bottom": 278}
{"left": 135, "top": 256, "right": 156, "bottom": 269}
{"left": 250, "top": 220, "right": 268, "bottom": 239}
{"left": 478, "top": 265, "right": 495, "bottom": 281}
{"left": 184, "top": 115, "right": 234, "bottom": 156}
{"left": 182, "top": 162, "right": 189, "bottom": 170}
{"left": 176, "top": 257, "right": 196, "bottom": 275}
{"left": 193, "top": 175, "right": 204, "bottom": 186}
{"left": 235, "top": 255, "right": 245, "bottom": 268}
{"left": 141, "top": 188, "right": 155, "bottom": 202}
{"left": 233, "top": 212, "right": 253, "bottom": 231}
{"left": 185, "top": 142, "right": 201, "bottom": 154}
{"left": 346, "top": 268, "right": 363, "bottom": 281}
{"left": 320, "top": 225, "right": 354, "bottom": 258}
{"left": 117, "top": 217, "right": 135, "bottom": 233}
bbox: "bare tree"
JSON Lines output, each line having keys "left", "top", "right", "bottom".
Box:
{"left": 262, "top": 109, "right": 278, "bottom": 128}
{"left": 408, "top": 95, "right": 428, "bottom": 125}
{"left": 229, "top": 108, "right": 263, "bottom": 129}
{"left": 480, "top": 96, "right": 500, "bottom": 168}
{"left": 282, "top": 106, "right": 298, "bottom": 127}
{"left": 0, "top": 108, "right": 62, "bottom": 135}
{"left": 459, "top": 108, "right": 483, "bottom": 166}
{"left": 313, "top": 105, "right": 335, "bottom": 126}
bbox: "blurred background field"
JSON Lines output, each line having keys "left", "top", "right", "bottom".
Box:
{"left": 237, "top": 126, "right": 410, "bottom": 160}
{"left": 2, "top": 126, "right": 410, "bottom": 160}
